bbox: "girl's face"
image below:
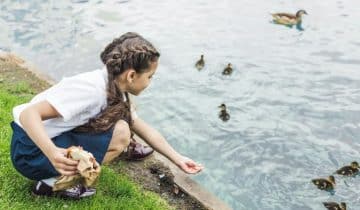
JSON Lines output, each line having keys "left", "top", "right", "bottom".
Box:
{"left": 128, "top": 61, "right": 158, "bottom": 95}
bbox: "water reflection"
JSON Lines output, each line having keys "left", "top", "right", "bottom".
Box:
{"left": 271, "top": 20, "right": 305, "bottom": 31}
{"left": 296, "top": 23, "right": 305, "bottom": 31}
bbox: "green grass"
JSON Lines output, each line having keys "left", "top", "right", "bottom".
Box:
{"left": 0, "top": 83, "right": 172, "bottom": 210}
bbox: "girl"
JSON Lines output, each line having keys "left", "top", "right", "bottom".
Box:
{"left": 10, "top": 32, "right": 204, "bottom": 199}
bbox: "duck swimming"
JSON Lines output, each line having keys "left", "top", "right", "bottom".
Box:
{"left": 195, "top": 55, "right": 205, "bottom": 70}
{"left": 271, "top": 10, "right": 307, "bottom": 26}
{"left": 218, "top": 103, "right": 230, "bottom": 122}
{"left": 222, "top": 63, "right": 233, "bottom": 75}
{"left": 312, "top": 175, "right": 335, "bottom": 191}
{"left": 323, "top": 202, "right": 346, "bottom": 210}
{"left": 335, "top": 161, "right": 359, "bottom": 176}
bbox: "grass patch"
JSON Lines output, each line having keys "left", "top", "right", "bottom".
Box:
{"left": 0, "top": 71, "right": 173, "bottom": 210}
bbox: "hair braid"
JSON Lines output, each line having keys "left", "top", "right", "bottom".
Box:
{"left": 74, "top": 32, "right": 160, "bottom": 133}
{"left": 100, "top": 32, "right": 139, "bottom": 64}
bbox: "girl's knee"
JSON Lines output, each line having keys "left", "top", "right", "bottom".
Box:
{"left": 110, "top": 120, "right": 131, "bottom": 148}
{"left": 103, "top": 120, "right": 131, "bottom": 163}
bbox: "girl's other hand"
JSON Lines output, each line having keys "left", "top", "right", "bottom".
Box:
{"left": 48, "top": 147, "right": 79, "bottom": 176}
{"left": 176, "top": 156, "right": 204, "bottom": 174}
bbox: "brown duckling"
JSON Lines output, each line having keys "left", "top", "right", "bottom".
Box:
{"left": 195, "top": 55, "right": 205, "bottom": 71}
{"left": 218, "top": 103, "right": 230, "bottom": 122}
{"left": 271, "top": 9, "right": 308, "bottom": 26}
{"left": 222, "top": 63, "right": 233, "bottom": 75}
{"left": 312, "top": 175, "right": 335, "bottom": 191}
{"left": 335, "top": 161, "right": 359, "bottom": 176}
{"left": 195, "top": 54, "right": 205, "bottom": 70}
{"left": 323, "top": 202, "right": 346, "bottom": 210}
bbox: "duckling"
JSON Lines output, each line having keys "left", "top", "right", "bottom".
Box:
{"left": 195, "top": 55, "right": 205, "bottom": 70}
{"left": 323, "top": 202, "right": 346, "bottom": 210}
{"left": 271, "top": 10, "right": 308, "bottom": 26}
{"left": 222, "top": 63, "right": 233, "bottom": 75}
{"left": 218, "top": 103, "right": 230, "bottom": 122}
{"left": 311, "top": 175, "right": 335, "bottom": 191}
{"left": 335, "top": 161, "right": 359, "bottom": 176}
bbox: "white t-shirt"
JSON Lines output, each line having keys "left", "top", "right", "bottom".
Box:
{"left": 12, "top": 67, "right": 137, "bottom": 138}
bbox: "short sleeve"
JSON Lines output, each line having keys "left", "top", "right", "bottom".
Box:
{"left": 131, "top": 108, "right": 138, "bottom": 120}
{"left": 128, "top": 95, "right": 138, "bottom": 120}
{"left": 45, "top": 77, "right": 100, "bottom": 122}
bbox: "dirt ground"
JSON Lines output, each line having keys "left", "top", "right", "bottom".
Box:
{"left": 0, "top": 55, "right": 51, "bottom": 92}
{"left": 0, "top": 56, "right": 208, "bottom": 210}
{"left": 115, "top": 155, "right": 207, "bottom": 210}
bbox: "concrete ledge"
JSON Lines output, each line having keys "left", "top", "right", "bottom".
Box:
{"left": 0, "top": 51, "right": 55, "bottom": 85}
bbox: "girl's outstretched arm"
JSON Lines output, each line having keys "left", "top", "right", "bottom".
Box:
{"left": 19, "top": 100, "right": 79, "bottom": 175}
{"left": 131, "top": 117, "right": 204, "bottom": 174}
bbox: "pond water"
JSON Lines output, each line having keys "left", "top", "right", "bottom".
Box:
{"left": 1, "top": 0, "right": 360, "bottom": 209}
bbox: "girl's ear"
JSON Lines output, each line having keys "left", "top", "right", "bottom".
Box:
{"left": 126, "top": 69, "right": 136, "bottom": 83}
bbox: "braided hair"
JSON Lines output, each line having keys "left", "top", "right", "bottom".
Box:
{"left": 75, "top": 32, "right": 160, "bottom": 133}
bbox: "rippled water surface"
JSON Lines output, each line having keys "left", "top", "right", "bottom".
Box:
{"left": 1, "top": 0, "right": 360, "bottom": 209}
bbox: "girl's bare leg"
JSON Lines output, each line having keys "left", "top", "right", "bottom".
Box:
{"left": 102, "top": 120, "right": 131, "bottom": 164}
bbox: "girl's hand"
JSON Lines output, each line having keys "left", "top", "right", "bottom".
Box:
{"left": 48, "top": 147, "right": 79, "bottom": 176}
{"left": 176, "top": 156, "right": 204, "bottom": 174}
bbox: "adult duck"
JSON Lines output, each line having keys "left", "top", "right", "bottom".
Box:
{"left": 271, "top": 10, "right": 307, "bottom": 26}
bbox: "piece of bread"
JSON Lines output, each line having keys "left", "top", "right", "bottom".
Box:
{"left": 53, "top": 146, "right": 101, "bottom": 191}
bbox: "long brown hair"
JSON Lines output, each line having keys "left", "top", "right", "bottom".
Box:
{"left": 74, "top": 32, "right": 160, "bottom": 133}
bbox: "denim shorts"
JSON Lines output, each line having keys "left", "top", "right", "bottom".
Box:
{"left": 10, "top": 121, "right": 113, "bottom": 180}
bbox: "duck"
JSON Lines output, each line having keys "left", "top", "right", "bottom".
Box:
{"left": 323, "top": 202, "right": 346, "bottom": 210}
{"left": 311, "top": 175, "right": 335, "bottom": 191}
{"left": 335, "top": 161, "right": 359, "bottom": 176}
{"left": 218, "top": 103, "right": 230, "bottom": 122}
{"left": 195, "top": 55, "right": 205, "bottom": 70}
{"left": 271, "top": 10, "right": 308, "bottom": 26}
{"left": 222, "top": 63, "right": 233, "bottom": 75}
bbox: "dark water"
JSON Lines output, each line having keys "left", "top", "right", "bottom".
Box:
{"left": 1, "top": 0, "right": 360, "bottom": 209}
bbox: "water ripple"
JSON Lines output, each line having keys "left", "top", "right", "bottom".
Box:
{"left": 1, "top": 0, "right": 360, "bottom": 209}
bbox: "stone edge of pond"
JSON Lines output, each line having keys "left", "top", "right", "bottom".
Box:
{"left": 0, "top": 52, "right": 56, "bottom": 85}
{"left": 0, "top": 51, "right": 232, "bottom": 210}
